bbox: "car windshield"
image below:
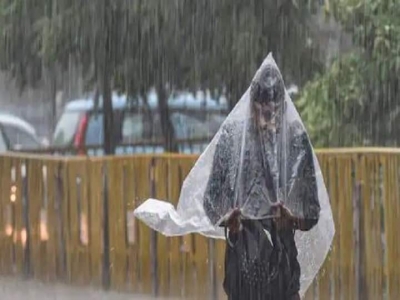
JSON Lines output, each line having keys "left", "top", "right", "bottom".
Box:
{"left": 53, "top": 111, "right": 82, "bottom": 146}
{"left": 2, "top": 124, "right": 40, "bottom": 149}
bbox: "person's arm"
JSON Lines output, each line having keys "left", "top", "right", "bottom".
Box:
{"left": 224, "top": 208, "right": 243, "bottom": 246}
{"left": 273, "top": 122, "right": 320, "bottom": 232}
{"left": 288, "top": 124, "right": 321, "bottom": 232}
{"left": 203, "top": 125, "right": 244, "bottom": 247}
{"left": 292, "top": 213, "right": 317, "bottom": 231}
{"left": 203, "top": 127, "right": 231, "bottom": 225}
{"left": 270, "top": 201, "right": 319, "bottom": 232}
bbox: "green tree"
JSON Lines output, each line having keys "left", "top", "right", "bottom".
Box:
{"left": 298, "top": 0, "right": 400, "bottom": 147}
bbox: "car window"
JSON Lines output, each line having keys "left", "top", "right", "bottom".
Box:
{"left": 122, "top": 112, "right": 162, "bottom": 143}
{"left": 0, "top": 129, "right": 7, "bottom": 152}
{"left": 85, "top": 114, "right": 104, "bottom": 146}
{"left": 122, "top": 114, "right": 143, "bottom": 142}
{"left": 53, "top": 111, "right": 82, "bottom": 146}
{"left": 171, "top": 112, "right": 225, "bottom": 140}
{"left": 2, "top": 125, "right": 40, "bottom": 149}
{"left": 85, "top": 111, "right": 123, "bottom": 146}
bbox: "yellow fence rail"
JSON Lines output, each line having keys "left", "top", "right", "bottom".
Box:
{"left": 0, "top": 149, "right": 399, "bottom": 299}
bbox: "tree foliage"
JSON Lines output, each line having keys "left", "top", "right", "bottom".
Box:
{"left": 298, "top": 0, "right": 400, "bottom": 147}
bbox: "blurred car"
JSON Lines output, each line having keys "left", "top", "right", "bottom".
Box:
{"left": 52, "top": 90, "right": 229, "bottom": 155}
{"left": 0, "top": 113, "right": 44, "bottom": 152}
{"left": 0, "top": 114, "right": 44, "bottom": 218}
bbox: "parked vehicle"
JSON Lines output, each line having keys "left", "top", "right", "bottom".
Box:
{"left": 52, "top": 90, "right": 229, "bottom": 155}
{"left": 0, "top": 113, "right": 44, "bottom": 152}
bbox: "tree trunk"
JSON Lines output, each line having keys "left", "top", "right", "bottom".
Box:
{"left": 140, "top": 89, "right": 154, "bottom": 140}
{"left": 156, "top": 85, "right": 177, "bottom": 152}
{"left": 50, "top": 66, "right": 58, "bottom": 132}
{"left": 101, "top": 78, "right": 114, "bottom": 155}
{"left": 100, "top": 0, "right": 114, "bottom": 156}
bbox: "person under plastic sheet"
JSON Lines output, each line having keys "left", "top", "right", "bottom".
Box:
{"left": 203, "top": 64, "right": 321, "bottom": 300}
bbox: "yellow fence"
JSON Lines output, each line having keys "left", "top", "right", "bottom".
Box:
{"left": 0, "top": 149, "right": 399, "bottom": 299}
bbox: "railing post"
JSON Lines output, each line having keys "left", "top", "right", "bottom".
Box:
{"left": 208, "top": 238, "right": 218, "bottom": 300}
{"left": 151, "top": 230, "right": 158, "bottom": 296}
{"left": 102, "top": 163, "right": 111, "bottom": 290}
{"left": 21, "top": 162, "right": 30, "bottom": 278}
{"left": 353, "top": 181, "right": 364, "bottom": 300}
{"left": 55, "top": 162, "right": 66, "bottom": 279}
{"left": 150, "top": 158, "right": 159, "bottom": 297}
{"left": 353, "top": 183, "right": 359, "bottom": 300}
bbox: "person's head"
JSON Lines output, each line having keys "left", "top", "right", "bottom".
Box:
{"left": 250, "top": 64, "right": 285, "bottom": 129}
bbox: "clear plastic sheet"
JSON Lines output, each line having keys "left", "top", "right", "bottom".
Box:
{"left": 134, "top": 54, "right": 335, "bottom": 296}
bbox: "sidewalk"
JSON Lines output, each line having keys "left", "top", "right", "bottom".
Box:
{"left": 0, "top": 277, "right": 179, "bottom": 300}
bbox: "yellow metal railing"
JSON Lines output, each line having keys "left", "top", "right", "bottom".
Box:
{"left": 0, "top": 150, "right": 399, "bottom": 299}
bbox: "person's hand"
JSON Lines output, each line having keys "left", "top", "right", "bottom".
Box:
{"left": 271, "top": 202, "right": 295, "bottom": 231}
{"left": 226, "top": 208, "right": 241, "bottom": 233}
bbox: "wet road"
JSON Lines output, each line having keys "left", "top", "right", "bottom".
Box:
{"left": 0, "top": 277, "right": 178, "bottom": 300}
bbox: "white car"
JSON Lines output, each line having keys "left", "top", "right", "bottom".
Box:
{"left": 0, "top": 113, "right": 43, "bottom": 152}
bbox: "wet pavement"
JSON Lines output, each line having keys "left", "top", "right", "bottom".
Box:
{"left": 0, "top": 277, "right": 179, "bottom": 300}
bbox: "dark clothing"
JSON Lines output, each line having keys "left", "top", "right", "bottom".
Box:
{"left": 223, "top": 220, "right": 300, "bottom": 299}
{"left": 203, "top": 119, "right": 320, "bottom": 299}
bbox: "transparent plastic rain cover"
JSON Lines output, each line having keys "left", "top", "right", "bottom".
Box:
{"left": 134, "top": 54, "right": 335, "bottom": 296}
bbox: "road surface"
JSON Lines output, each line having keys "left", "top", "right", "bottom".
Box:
{"left": 0, "top": 277, "right": 179, "bottom": 300}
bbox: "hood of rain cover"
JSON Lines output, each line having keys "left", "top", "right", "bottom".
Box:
{"left": 134, "top": 53, "right": 335, "bottom": 296}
